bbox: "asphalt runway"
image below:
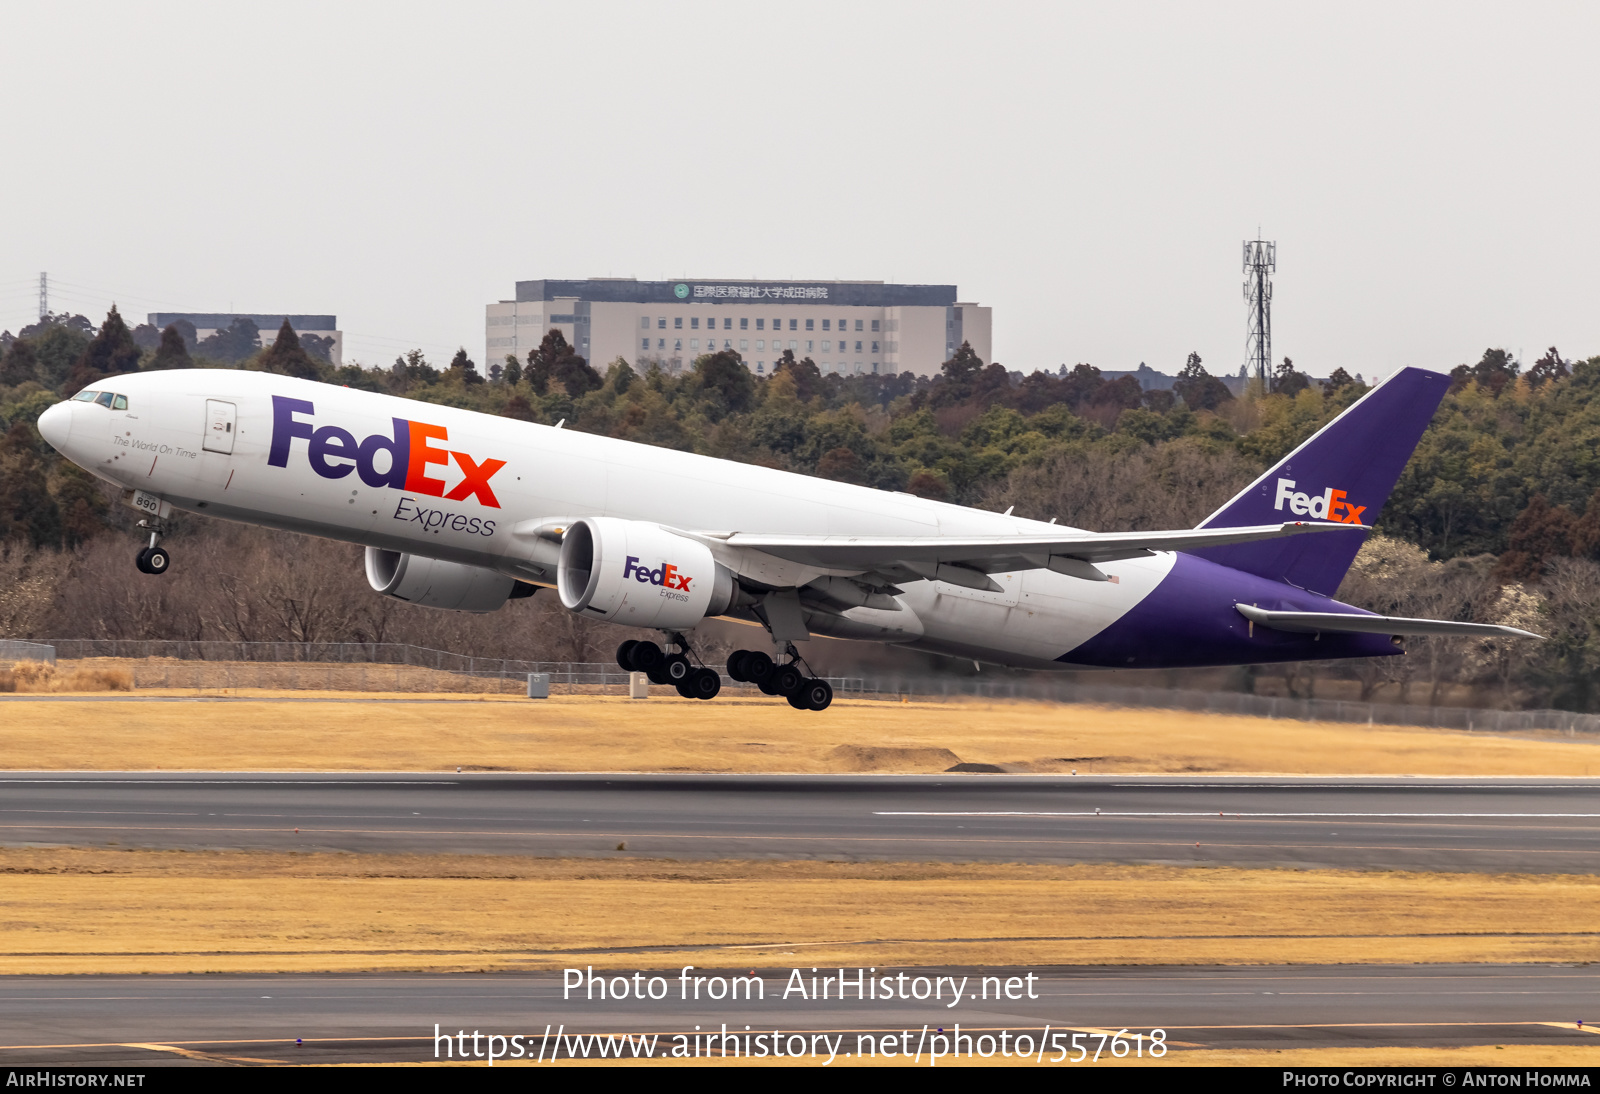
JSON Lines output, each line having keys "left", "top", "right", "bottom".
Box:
{"left": 1, "top": 966, "right": 1597, "bottom": 1065}
{"left": 1, "top": 773, "right": 1598, "bottom": 870}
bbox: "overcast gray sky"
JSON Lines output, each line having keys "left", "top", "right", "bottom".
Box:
{"left": 1, "top": 1, "right": 1595, "bottom": 378}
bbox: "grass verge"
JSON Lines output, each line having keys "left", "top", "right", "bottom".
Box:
{"left": 2, "top": 694, "right": 1598, "bottom": 775}
{"left": 3, "top": 849, "right": 1598, "bottom": 974}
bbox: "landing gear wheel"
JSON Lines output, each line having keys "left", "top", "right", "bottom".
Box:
{"left": 726, "top": 650, "right": 751, "bottom": 682}
{"left": 772, "top": 664, "right": 804, "bottom": 697}
{"left": 135, "top": 546, "right": 171, "bottom": 575}
{"left": 743, "top": 651, "right": 775, "bottom": 687}
{"left": 627, "top": 641, "right": 663, "bottom": 674}
{"left": 663, "top": 654, "right": 692, "bottom": 685}
{"left": 798, "top": 678, "right": 833, "bottom": 711}
{"left": 615, "top": 640, "right": 639, "bottom": 671}
{"left": 677, "top": 667, "right": 721, "bottom": 701}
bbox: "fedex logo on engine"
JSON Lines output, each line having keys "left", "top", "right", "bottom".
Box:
{"left": 1274, "top": 478, "right": 1366, "bottom": 524}
{"left": 267, "top": 396, "right": 505, "bottom": 508}
{"left": 624, "top": 555, "right": 693, "bottom": 591}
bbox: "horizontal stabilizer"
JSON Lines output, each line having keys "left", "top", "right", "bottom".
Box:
{"left": 1236, "top": 603, "right": 1541, "bottom": 640}
{"left": 714, "top": 521, "right": 1351, "bottom": 576}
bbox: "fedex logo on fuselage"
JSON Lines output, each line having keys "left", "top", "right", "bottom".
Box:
{"left": 1274, "top": 477, "right": 1366, "bottom": 524}
{"left": 624, "top": 555, "right": 692, "bottom": 591}
{"left": 267, "top": 396, "right": 506, "bottom": 508}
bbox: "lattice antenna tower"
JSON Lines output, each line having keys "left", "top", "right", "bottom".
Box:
{"left": 1242, "top": 239, "right": 1275, "bottom": 387}
{"left": 38, "top": 272, "right": 47, "bottom": 320}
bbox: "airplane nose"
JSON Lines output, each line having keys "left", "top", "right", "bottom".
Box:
{"left": 36, "top": 401, "right": 72, "bottom": 451}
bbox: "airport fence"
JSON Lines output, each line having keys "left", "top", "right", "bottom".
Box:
{"left": 0, "top": 640, "right": 55, "bottom": 667}
{"left": 20, "top": 639, "right": 1600, "bottom": 735}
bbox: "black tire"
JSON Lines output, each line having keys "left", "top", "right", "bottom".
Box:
{"left": 615, "top": 640, "right": 639, "bottom": 672}
{"left": 138, "top": 546, "right": 171, "bottom": 575}
{"left": 688, "top": 667, "right": 721, "bottom": 700}
{"left": 726, "top": 650, "right": 750, "bottom": 682}
{"left": 757, "top": 675, "right": 781, "bottom": 696}
{"left": 772, "top": 664, "right": 804, "bottom": 697}
{"left": 628, "top": 641, "right": 663, "bottom": 673}
{"left": 663, "top": 654, "right": 692, "bottom": 684}
{"left": 800, "top": 678, "right": 833, "bottom": 711}
{"left": 786, "top": 690, "right": 808, "bottom": 709}
{"left": 647, "top": 664, "right": 672, "bottom": 686}
{"left": 744, "top": 651, "right": 775, "bottom": 685}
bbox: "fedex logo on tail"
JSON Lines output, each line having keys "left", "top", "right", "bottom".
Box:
{"left": 624, "top": 555, "right": 692, "bottom": 591}
{"left": 1274, "top": 478, "right": 1366, "bottom": 524}
{"left": 268, "top": 396, "right": 506, "bottom": 508}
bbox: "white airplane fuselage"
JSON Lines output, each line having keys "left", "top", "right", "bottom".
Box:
{"left": 36, "top": 368, "right": 1406, "bottom": 671}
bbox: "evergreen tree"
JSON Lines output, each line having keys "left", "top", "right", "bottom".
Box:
{"left": 0, "top": 338, "right": 39, "bottom": 386}
{"left": 66, "top": 306, "right": 142, "bottom": 391}
{"left": 261, "top": 320, "right": 320, "bottom": 380}
{"left": 54, "top": 461, "right": 109, "bottom": 546}
{"left": 1324, "top": 366, "right": 1357, "bottom": 393}
{"left": 448, "top": 348, "right": 484, "bottom": 386}
{"left": 196, "top": 317, "right": 261, "bottom": 363}
{"left": 693, "top": 350, "right": 756, "bottom": 417}
{"left": 300, "top": 334, "right": 335, "bottom": 362}
{"left": 502, "top": 354, "right": 522, "bottom": 386}
{"left": 25, "top": 321, "right": 94, "bottom": 389}
{"left": 526, "top": 329, "right": 599, "bottom": 395}
{"left": 0, "top": 423, "right": 62, "bottom": 548}
{"left": 1527, "top": 347, "right": 1569, "bottom": 387}
{"left": 151, "top": 325, "right": 194, "bottom": 369}
{"left": 1449, "top": 347, "right": 1518, "bottom": 396}
{"left": 929, "top": 342, "right": 984, "bottom": 407}
{"left": 772, "top": 350, "right": 823, "bottom": 401}
{"left": 1173, "top": 352, "right": 1232, "bottom": 411}
{"left": 1272, "top": 356, "right": 1309, "bottom": 397}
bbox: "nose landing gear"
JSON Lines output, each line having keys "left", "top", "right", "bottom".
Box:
{"left": 134, "top": 521, "right": 171, "bottom": 575}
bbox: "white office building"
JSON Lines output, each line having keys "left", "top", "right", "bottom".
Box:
{"left": 485, "top": 279, "right": 991, "bottom": 377}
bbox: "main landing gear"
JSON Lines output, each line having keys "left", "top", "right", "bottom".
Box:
{"left": 616, "top": 635, "right": 721, "bottom": 700}
{"left": 728, "top": 645, "right": 833, "bottom": 711}
{"left": 134, "top": 520, "right": 171, "bottom": 576}
{"left": 613, "top": 638, "right": 834, "bottom": 710}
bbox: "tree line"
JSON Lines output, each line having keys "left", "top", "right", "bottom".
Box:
{"left": 0, "top": 309, "right": 1594, "bottom": 709}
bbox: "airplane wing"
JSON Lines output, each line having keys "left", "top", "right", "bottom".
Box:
{"left": 1236, "top": 604, "right": 1541, "bottom": 639}
{"left": 713, "top": 521, "right": 1353, "bottom": 587}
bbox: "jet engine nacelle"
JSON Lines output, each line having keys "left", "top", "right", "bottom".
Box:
{"left": 365, "top": 547, "right": 531, "bottom": 613}
{"left": 558, "top": 517, "right": 736, "bottom": 630}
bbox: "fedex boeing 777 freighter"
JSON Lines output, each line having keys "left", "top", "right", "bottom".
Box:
{"left": 35, "top": 366, "right": 1535, "bottom": 710}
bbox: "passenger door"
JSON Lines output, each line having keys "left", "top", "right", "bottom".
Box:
{"left": 202, "top": 399, "right": 237, "bottom": 455}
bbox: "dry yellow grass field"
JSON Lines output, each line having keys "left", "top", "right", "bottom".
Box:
{"left": 1, "top": 692, "right": 1597, "bottom": 774}
{"left": 3, "top": 849, "right": 1597, "bottom": 975}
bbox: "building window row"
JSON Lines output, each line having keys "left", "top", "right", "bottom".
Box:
{"left": 635, "top": 315, "right": 885, "bottom": 334}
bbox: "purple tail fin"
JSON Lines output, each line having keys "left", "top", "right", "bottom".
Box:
{"left": 1189, "top": 367, "right": 1450, "bottom": 595}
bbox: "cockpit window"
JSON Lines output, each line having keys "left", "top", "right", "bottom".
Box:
{"left": 72, "top": 390, "right": 99, "bottom": 402}
{"left": 111, "top": 394, "right": 128, "bottom": 410}
{"left": 94, "top": 392, "right": 115, "bottom": 408}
